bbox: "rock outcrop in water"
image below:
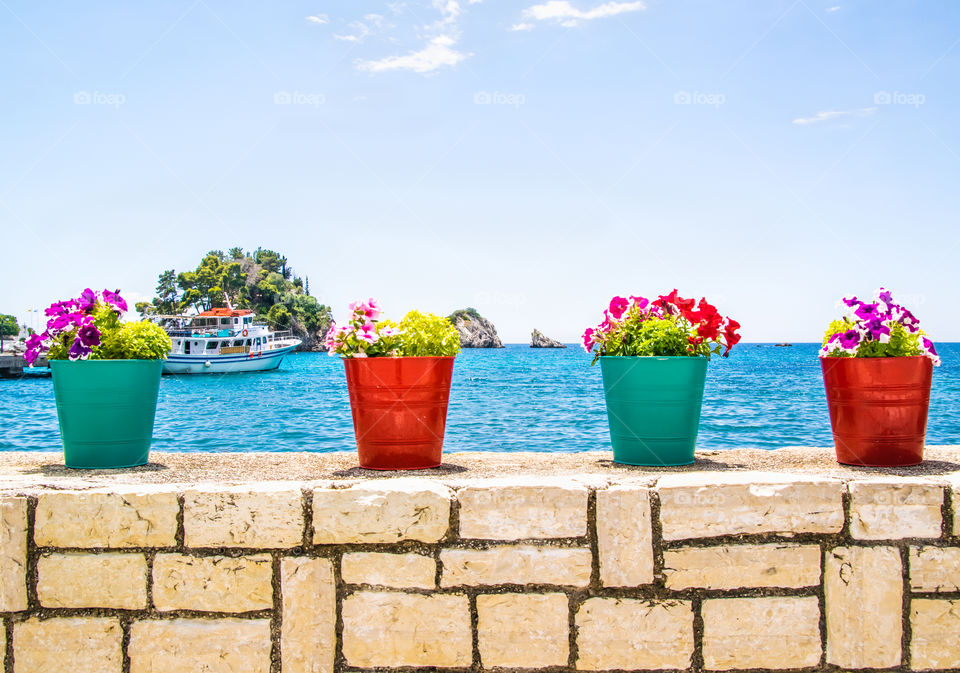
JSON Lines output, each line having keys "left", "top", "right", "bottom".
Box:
{"left": 530, "top": 329, "right": 565, "bottom": 348}
{"left": 448, "top": 308, "right": 504, "bottom": 348}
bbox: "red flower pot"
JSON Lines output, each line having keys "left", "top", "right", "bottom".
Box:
{"left": 821, "top": 356, "right": 933, "bottom": 466}
{"left": 342, "top": 356, "right": 455, "bottom": 470}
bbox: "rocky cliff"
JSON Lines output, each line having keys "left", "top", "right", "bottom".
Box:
{"left": 448, "top": 308, "right": 504, "bottom": 348}
{"left": 530, "top": 329, "right": 565, "bottom": 348}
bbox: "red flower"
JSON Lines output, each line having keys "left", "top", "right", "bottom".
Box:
{"left": 723, "top": 319, "right": 742, "bottom": 356}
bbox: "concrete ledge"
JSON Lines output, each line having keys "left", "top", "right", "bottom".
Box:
{"left": 0, "top": 445, "right": 958, "bottom": 490}
{"left": 1, "top": 447, "right": 959, "bottom": 672}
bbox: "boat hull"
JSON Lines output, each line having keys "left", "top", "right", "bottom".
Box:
{"left": 163, "top": 346, "right": 297, "bottom": 375}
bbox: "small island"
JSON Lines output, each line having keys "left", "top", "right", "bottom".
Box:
{"left": 447, "top": 308, "right": 504, "bottom": 348}
{"left": 530, "top": 329, "right": 565, "bottom": 348}
{"left": 136, "top": 248, "right": 333, "bottom": 351}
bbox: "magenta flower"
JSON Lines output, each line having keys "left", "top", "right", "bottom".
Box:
{"left": 78, "top": 323, "right": 101, "bottom": 347}
{"left": 45, "top": 299, "right": 77, "bottom": 317}
{"left": 77, "top": 288, "right": 98, "bottom": 311}
{"left": 103, "top": 289, "right": 128, "bottom": 313}
{"left": 838, "top": 329, "right": 860, "bottom": 350}
{"left": 67, "top": 337, "right": 91, "bottom": 360}
{"left": 582, "top": 327, "right": 595, "bottom": 352}
{"left": 854, "top": 303, "right": 880, "bottom": 321}
{"left": 608, "top": 296, "right": 629, "bottom": 320}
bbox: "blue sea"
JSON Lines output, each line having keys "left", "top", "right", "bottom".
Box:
{"left": 2, "top": 344, "right": 958, "bottom": 452}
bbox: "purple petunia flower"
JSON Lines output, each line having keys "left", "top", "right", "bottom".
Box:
{"left": 842, "top": 296, "right": 861, "bottom": 309}
{"left": 865, "top": 318, "right": 891, "bottom": 341}
{"left": 898, "top": 307, "right": 919, "bottom": 332}
{"left": 838, "top": 329, "right": 860, "bottom": 350}
{"left": 77, "top": 288, "right": 98, "bottom": 312}
{"left": 48, "top": 314, "right": 72, "bottom": 332}
{"left": 68, "top": 337, "right": 91, "bottom": 360}
{"left": 102, "top": 289, "right": 128, "bottom": 313}
{"left": 77, "top": 323, "right": 101, "bottom": 347}
{"left": 854, "top": 302, "right": 880, "bottom": 321}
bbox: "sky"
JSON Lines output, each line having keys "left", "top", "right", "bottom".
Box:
{"left": 1, "top": 0, "right": 958, "bottom": 343}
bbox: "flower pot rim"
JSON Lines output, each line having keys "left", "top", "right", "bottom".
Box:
{"left": 598, "top": 355, "right": 708, "bottom": 360}
{"left": 819, "top": 355, "right": 928, "bottom": 360}
{"left": 49, "top": 358, "right": 165, "bottom": 363}
{"left": 341, "top": 355, "right": 457, "bottom": 360}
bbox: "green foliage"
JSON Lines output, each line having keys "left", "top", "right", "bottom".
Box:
{"left": 447, "top": 307, "right": 481, "bottom": 323}
{"left": 398, "top": 311, "right": 461, "bottom": 357}
{"left": 0, "top": 314, "right": 17, "bottom": 337}
{"left": 266, "top": 304, "right": 291, "bottom": 328}
{"left": 594, "top": 313, "right": 694, "bottom": 363}
{"left": 98, "top": 321, "right": 172, "bottom": 360}
{"left": 822, "top": 318, "right": 925, "bottom": 358}
{"left": 47, "top": 304, "right": 170, "bottom": 361}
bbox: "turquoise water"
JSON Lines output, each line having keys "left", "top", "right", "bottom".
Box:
{"left": 2, "top": 343, "right": 958, "bottom": 452}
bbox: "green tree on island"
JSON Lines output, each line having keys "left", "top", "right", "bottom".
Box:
{"left": 0, "top": 314, "right": 18, "bottom": 351}
{"left": 0, "top": 315, "right": 17, "bottom": 337}
{"left": 136, "top": 248, "right": 333, "bottom": 350}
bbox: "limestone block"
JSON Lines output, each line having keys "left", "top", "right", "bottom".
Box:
{"left": 910, "top": 546, "right": 960, "bottom": 592}
{"left": 129, "top": 619, "right": 271, "bottom": 673}
{"left": 477, "top": 593, "right": 570, "bottom": 668}
{"left": 457, "top": 479, "right": 588, "bottom": 539}
{"left": 663, "top": 543, "right": 821, "bottom": 590}
{"left": 911, "top": 598, "right": 960, "bottom": 670}
{"left": 701, "top": 597, "right": 821, "bottom": 670}
{"left": 440, "top": 545, "right": 591, "bottom": 587}
{"left": 341, "top": 592, "right": 472, "bottom": 667}
{"left": 824, "top": 546, "right": 902, "bottom": 668}
{"left": 849, "top": 480, "right": 943, "bottom": 540}
{"left": 313, "top": 480, "right": 451, "bottom": 544}
{"left": 14, "top": 618, "right": 122, "bottom": 673}
{"left": 152, "top": 553, "right": 273, "bottom": 612}
{"left": 342, "top": 552, "right": 436, "bottom": 589}
{"left": 281, "top": 557, "right": 336, "bottom": 673}
{"left": 596, "top": 485, "right": 654, "bottom": 586}
{"left": 576, "top": 598, "right": 693, "bottom": 670}
{"left": 37, "top": 552, "right": 147, "bottom": 609}
{"left": 34, "top": 489, "right": 178, "bottom": 548}
{"left": 658, "top": 473, "right": 844, "bottom": 540}
{"left": 184, "top": 485, "right": 304, "bottom": 548}
{"left": 0, "top": 496, "right": 27, "bottom": 611}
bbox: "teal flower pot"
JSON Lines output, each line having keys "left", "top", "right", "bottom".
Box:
{"left": 50, "top": 360, "right": 164, "bottom": 469}
{"left": 599, "top": 356, "right": 708, "bottom": 466}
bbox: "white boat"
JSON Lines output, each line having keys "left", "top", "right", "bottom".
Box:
{"left": 157, "top": 309, "right": 302, "bottom": 374}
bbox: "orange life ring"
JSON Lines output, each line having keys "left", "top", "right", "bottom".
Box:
{"left": 241, "top": 329, "right": 249, "bottom": 337}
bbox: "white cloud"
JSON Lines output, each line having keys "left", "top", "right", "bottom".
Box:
{"left": 521, "top": 0, "right": 645, "bottom": 27}
{"left": 306, "top": 14, "right": 328, "bottom": 24}
{"left": 792, "top": 107, "right": 876, "bottom": 125}
{"left": 352, "top": 0, "right": 481, "bottom": 74}
{"left": 826, "top": 5, "right": 841, "bottom": 12}
{"left": 334, "top": 19, "right": 377, "bottom": 43}
{"left": 358, "top": 35, "right": 469, "bottom": 73}
{"left": 509, "top": 22, "right": 536, "bottom": 31}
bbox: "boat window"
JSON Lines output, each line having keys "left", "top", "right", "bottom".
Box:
{"left": 185, "top": 341, "right": 191, "bottom": 354}
{"left": 233, "top": 340, "right": 243, "bottom": 347}
{"left": 220, "top": 318, "right": 230, "bottom": 326}
{"left": 207, "top": 341, "right": 219, "bottom": 350}
{"left": 245, "top": 339, "right": 251, "bottom": 346}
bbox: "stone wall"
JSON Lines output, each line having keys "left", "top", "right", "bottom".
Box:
{"left": 1, "top": 472, "right": 959, "bottom": 672}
